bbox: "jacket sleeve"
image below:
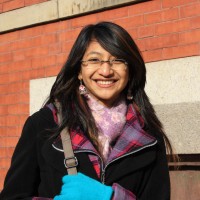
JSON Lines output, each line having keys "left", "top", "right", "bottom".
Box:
{"left": 112, "top": 183, "right": 136, "bottom": 200}
{"left": 0, "top": 116, "right": 42, "bottom": 200}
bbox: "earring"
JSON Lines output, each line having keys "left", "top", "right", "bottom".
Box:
{"left": 79, "top": 80, "right": 88, "bottom": 95}
{"left": 127, "top": 89, "right": 133, "bottom": 100}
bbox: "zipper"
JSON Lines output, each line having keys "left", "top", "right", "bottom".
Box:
{"left": 74, "top": 140, "right": 157, "bottom": 184}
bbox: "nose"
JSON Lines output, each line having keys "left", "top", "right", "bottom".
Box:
{"left": 98, "top": 62, "right": 114, "bottom": 77}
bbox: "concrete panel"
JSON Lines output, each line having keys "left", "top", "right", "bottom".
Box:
{"left": 30, "top": 76, "right": 56, "bottom": 115}
{"left": 0, "top": 1, "right": 58, "bottom": 32}
{"left": 155, "top": 102, "right": 200, "bottom": 154}
{"left": 0, "top": 0, "right": 142, "bottom": 33}
{"left": 145, "top": 56, "right": 200, "bottom": 105}
{"left": 58, "top": 0, "right": 139, "bottom": 18}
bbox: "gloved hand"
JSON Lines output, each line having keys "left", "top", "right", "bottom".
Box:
{"left": 54, "top": 172, "right": 113, "bottom": 200}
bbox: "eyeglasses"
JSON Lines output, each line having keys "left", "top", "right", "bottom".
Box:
{"left": 81, "top": 58, "right": 128, "bottom": 70}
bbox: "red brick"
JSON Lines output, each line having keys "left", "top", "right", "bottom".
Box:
{"left": 11, "top": 37, "right": 41, "bottom": 51}
{"left": 19, "top": 114, "right": 29, "bottom": 126}
{"left": 138, "top": 25, "right": 155, "bottom": 38}
{"left": 98, "top": 7, "right": 128, "bottom": 21}
{"left": 45, "top": 65, "right": 61, "bottom": 77}
{"left": 20, "top": 26, "right": 43, "bottom": 38}
{"left": 0, "top": 157, "right": 11, "bottom": 168}
{"left": 13, "top": 50, "right": 26, "bottom": 61}
{"left": 49, "top": 43, "right": 62, "bottom": 55}
{"left": 191, "top": 16, "right": 200, "bottom": 29}
{"left": 114, "top": 15, "right": 144, "bottom": 29}
{"left": 56, "top": 53, "right": 67, "bottom": 65}
{"left": 58, "top": 28, "right": 81, "bottom": 42}
{"left": 3, "top": 0, "right": 24, "bottom": 12}
{"left": 21, "top": 68, "right": 46, "bottom": 80}
{"left": 163, "top": 43, "right": 200, "bottom": 59}
{"left": 145, "top": 8, "right": 179, "bottom": 24}
{"left": 145, "top": 11, "right": 162, "bottom": 24}
{"left": 0, "top": 127, "right": 7, "bottom": 137}
{"left": 41, "top": 34, "right": 58, "bottom": 45}
{"left": 179, "top": 29, "right": 200, "bottom": 45}
{"left": 0, "top": 93, "right": 21, "bottom": 105}
{"left": 61, "top": 41, "right": 74, "bottom": 54}
{"left": 135, "top": 39, "right": 145, "bottom": 51}
{"left": 162, "top": 0, "right": 198, "bottom": 8}
{"left": 129, "top": 0, "right": 161, "bottom": 16}
{"left": 0, "top": 31, "right": 19, "bottom": 44}
{"left": 24, "top": 46, "right": 49, "bottom": 58}
{"left": 0, "top": 136, "right": 19, "bottom": 147}
{"left": 0, "top": 169, "right": 8, "bottom": 180}
{"left": 0, "top": 106, "right": 8, "bottom": 115}
{"left": 0, "top": 147, "right": 6, "bottom": 157}
{"left": 6, "top": 116, "right": 20, "bottom": 126}
{"left": 7, "top": 60, "right": 32, "bottom": 73}
{"left": 180, "top": 3, "right": 200, "bottom": 18}
{"left": 0, "top": 73, "right": 21, "bottom": 84}
{"left": 142, "top": 49, "right": 163, "bottom": 62}
{"left": 6, "top": 126, "right": 22, "bottom": 137}
{"left": 71, "top": 14, "right": 97, "bottom": 28}
{"left": 128, "top": 28, "right": 138, "bottom": 39}
{"left": 0, "top": 52, "right": 12, "bottom": 63}
{"left": 6, "top": 147, "right": 15, "bottom": 157}
{"left": 43, "top": 21, "right": 70, "bottom": 33}
{"left": 0, "top": 84, "right": 8, "bottom": 94}
{"left": 155, "top": 19, "right": 190, "bottom": 35}
{"left": 25, "top": 0, "right": 48, "bottom": 6}
{"left": 7, "top": 104, "right": 29, "bottom": 115}
{"left": 31, "top": 55, "right": 56, "bottom": 69}
{"left": 161, "top": 8, "right": 179, "bottom": 21}
{"left": 0, "top": 43, "right": 11, "bottom": 53}
{"left": 145, "top": 34, "right": 179, "bottom": 50}
{"left": 19, "top": 93, "right": 29, "bottom": 104}
{"left": 0, "top": 4, "right": 3, "bottom": 13}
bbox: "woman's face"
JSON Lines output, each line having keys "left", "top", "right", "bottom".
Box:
{"left": 79, "top": 40, "right": 129, "bottom": 107}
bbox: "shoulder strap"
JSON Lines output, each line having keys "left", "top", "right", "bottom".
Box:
{"left": 56, "top": 103, "right": 78, "bottom": 175}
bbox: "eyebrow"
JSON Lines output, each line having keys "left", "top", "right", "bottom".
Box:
{"left": 86, "top": 51, "right": 102, "bottom": 56}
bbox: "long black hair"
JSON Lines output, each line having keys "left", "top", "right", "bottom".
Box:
{"left": 46, "top": 21, "right": 175, "bottom": 160}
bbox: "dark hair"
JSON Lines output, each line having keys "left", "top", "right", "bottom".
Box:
{"left": 46, "top": 21, "right": 175, "bottom": 161}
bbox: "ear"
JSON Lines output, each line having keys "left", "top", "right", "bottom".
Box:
{"left": 78, "top": 72, "right": 82, "bottom": 80}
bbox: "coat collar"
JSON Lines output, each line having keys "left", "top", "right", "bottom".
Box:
{"left": 52, "top": 104, "right": 157, "bottom": 162}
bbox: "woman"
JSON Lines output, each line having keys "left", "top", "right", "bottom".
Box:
{"left": 0, "top": 22, "right": 173, "bottom": 200}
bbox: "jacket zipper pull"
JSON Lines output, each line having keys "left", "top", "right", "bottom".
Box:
{"left": 101, "top": 170, "right": 105, "bottom": 184}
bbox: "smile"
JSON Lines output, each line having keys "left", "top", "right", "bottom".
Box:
{"left": 96, "top": 80, "right": 115, "bottom": 85}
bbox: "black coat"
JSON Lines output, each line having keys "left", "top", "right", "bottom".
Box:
{"left": 0, "top": 107, "right": 170, "bottom": 200}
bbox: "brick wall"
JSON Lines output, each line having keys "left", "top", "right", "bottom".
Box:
{"left": 0, "top": 0, "right": 200, "bottom": 190}
{"left": 0, "top": 0, "right": 49, "bottom": 13}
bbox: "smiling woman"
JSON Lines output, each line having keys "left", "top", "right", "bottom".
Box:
{"left": 79, "top": 40, "right": 129, "bottom": 107}
{"left": 0, "top": 22, "right": 174, "bottom": 200}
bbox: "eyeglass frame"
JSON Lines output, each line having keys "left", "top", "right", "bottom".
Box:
{"left": 80, "top": 58, "right": 128, "bottom": 69}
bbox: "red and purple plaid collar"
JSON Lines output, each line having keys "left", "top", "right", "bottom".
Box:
{"left": 49, "top": 103, "right": 157, "bottom": 161}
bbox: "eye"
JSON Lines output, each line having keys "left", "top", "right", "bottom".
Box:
{"left": 87, "top": 58, "right": 101, "bottom": 64}
{"left": 112, "top": 59, "right": 127, "bottom": 65}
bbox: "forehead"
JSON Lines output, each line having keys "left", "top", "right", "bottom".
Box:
{"left": 83, "top": 40, "right": 112, "bottom": 57}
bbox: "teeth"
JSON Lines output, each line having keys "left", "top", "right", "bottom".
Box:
{"left": 97, "top": 80, "right": 114, "bottom": 85}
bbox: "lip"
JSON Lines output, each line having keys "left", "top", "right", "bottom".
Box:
{"left": 94, "top": 79, "right": 117, "bottom": 88}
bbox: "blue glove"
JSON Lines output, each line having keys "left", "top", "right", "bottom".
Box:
{"left": 54, "top": 172, "right": 113, "bottom": 200}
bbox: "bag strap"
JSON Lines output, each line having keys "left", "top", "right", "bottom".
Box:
{"left": 56, "top": 103, "right": 78, "bottom": 175}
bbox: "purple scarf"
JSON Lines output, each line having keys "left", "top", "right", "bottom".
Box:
{"left": 86, "top": 95, "right": 127, "bottom": 161}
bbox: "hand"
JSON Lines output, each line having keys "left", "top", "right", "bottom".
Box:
{"left": 54, "top": 172, "right": 113, "bottom": 200}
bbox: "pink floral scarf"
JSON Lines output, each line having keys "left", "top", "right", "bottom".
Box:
{"left": 86, "top": 94, "right": 127, "bottom": 162}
